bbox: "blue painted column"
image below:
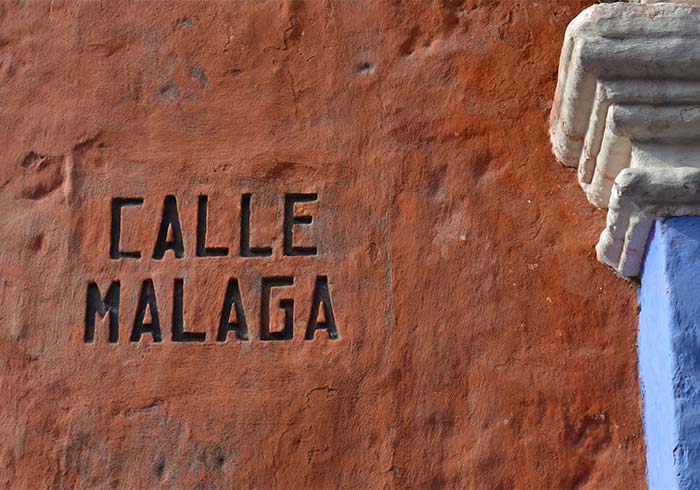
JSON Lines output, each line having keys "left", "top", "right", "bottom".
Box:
{"left": 639, "top": 217, "right": 700, "bottom": 490}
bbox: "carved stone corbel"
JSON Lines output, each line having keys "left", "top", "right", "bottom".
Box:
{"left": 551, "top": 2, "right": 700, "bottom": 279}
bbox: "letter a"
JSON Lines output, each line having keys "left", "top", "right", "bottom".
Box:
{"left": 217, "top": 279, "right": 249, "bottom": 341}
{"left": 305, "top": 276, "right": 338, "bottom": 340}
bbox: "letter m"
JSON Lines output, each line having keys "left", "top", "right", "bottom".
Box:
{"left": 84, "top": 281, "right": 120, "bottom": 343}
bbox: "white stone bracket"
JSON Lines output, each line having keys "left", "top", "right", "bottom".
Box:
{"left": 598, "top": 166, "right": 700, "bottom": 279}
{"left": 550, "top": 2, "right": 700, "bottom": 279}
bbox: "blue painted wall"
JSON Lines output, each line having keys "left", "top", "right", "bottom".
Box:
{"left": 639, "top": 217, "right": 700, "bottom": 490}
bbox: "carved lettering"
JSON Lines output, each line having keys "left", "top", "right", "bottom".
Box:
{"left": 197, "top": 195, "right": 229, "bottom": 257}
{"left": 240, "top": 193, "right": 272, "bottom": 257}
{"left": 260, "top": 276, "right": 294, "bottom": 341}
{"left": 85, "top": 192, "right": 342, "bottom": 344}
{"left": 217, "top": 278, "right": 249, "bottom": 341}
{"left": 153, "top": 195, "right": 185, "bottom": 260}
{"left": 305, "top": 276, "right": 338, "bottom": 340}
{"left": 172, "top": 278, "right": 206, "bottom": 342}
{"left": 284, "top": 193, "right": 318, "bottom": 256}
{"left": 84, "top": 281, "right": 120, "bottom": 343}
{"left": 130, "top": 279, "right": 163, "bottom": 342}
{"left": 110, "top": 198, "right": 143, "bottom": 259}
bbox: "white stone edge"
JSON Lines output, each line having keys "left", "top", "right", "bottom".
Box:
{"left": 550, "top": 3, "right": 700, "bottom": 280}
{"left": 584, "top": 101, "right": 700, "bottom": 208}
{"left": 550, "top": 3, "right": 700, "bottom": 169}
{"left": 597, "top": 167, "right": 700, "bottom": 279}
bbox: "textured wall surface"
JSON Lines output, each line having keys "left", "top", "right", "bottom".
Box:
{"left": 0, "top": 1, "right": 645, "bottom": 488}
{"left": 640, "top": 218, "right": 700, "bottom": 490}
{"left": 638, "top": 221, "right": 677, "bottom": 490}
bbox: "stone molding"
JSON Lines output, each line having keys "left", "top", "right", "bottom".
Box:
{"left": 632, "top": 0, "right": 700, "bottom": 4}
{"left": 551, "top": 2, "right": 700, "bottom": 279}
{"left": 598, "top": 165, "right": 700, "bottom": 279}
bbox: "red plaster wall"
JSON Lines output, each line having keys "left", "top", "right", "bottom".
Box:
{"left": 0, "top": 1, "right": 645, "bottom": 488}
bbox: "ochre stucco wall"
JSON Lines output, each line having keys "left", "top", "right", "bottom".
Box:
{"left": 0, "top": 1, "right": 644, "bottom": 488}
